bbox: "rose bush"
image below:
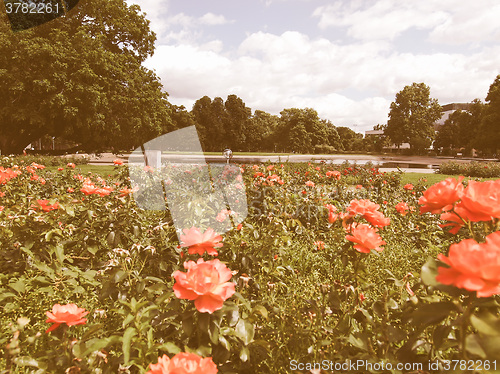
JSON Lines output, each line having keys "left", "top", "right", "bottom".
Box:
{"left": 0, "top": 158, "right": 498, "bottom": 373}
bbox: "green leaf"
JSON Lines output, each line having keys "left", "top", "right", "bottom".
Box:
{"left": 465, "top": 334, "right": 487, "bottom": 358}
{"left": 55, "top": 244, "right": 64, "bottom": 264}
{"left": 225, "top": 307, "right": 240, "bottom": 327}
{"left": 81, "top": 324, "right": 105, "bottom": 342}
{"left": 421, "top": 257, "right": 439, "bottom": 286}
{"left": 348, "top": 334, "right": 367, "bottom": 351}
{"left": 79, "top": 337, "right": 118, "bottom": 358}
{"left": 240, "top": 346, "right": 249, "bottom": 362}
{"left": 13, "top": 356, "right": 39, "bottom": 367}
{"left": 87, "top": 245, "right": 99, "bottom": 255}
{"left": 235, "top": 319, "right": 254, "bottom": 345}
{"left": 198, "top": 313, "right": 210, "bottom": 332}
{"left": 388, "top": 326, "right": 406, "bottom": 343}
{"left": 65, "top": 205, "right": 75, "bottom": 217}
{"left": 0, "top": 292, "right": 17, "bottom": 302}
{"left": 122, "top": 314, "right": 135, "bottom": 329}
{"left": 470, "top": 311, "right": 500, "bottom": 336}
{"left": 157, "top": 342, "right": 181, "bottom": 354}
{"left": 252, "top": 304, "right": 268, "bottom": 320}
{"left": 182, "top": 315, "right": 194, "bottom": 337}
{"left": 8, "top": 279, "right": 25, "bottom": 294}
{"left": 218, "top": 336, "right": 231, "bottom": 351}
{"left": 122, "top": 327, "right": 137, "bottom": 364}
{"left": 114, "top": 270, "right": 127, "bottom": 283}
{"left": 410, "top": 302, "right": 456, "bottom": 326}
{"left": 386, "top": 298, "right": 399, "bottom": 310}
{"left": 107, "top": 231, "right": 115, "bottom": 246}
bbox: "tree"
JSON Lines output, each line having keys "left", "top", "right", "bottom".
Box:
{"left": 223, "top": 94, "right": 251, "bottom": 151}
{"left": 321, "top": 120, "right": 342, "bottom": 151}
{"left": 245, "top": 110, "right": 279, "bottom": 152}
{"left": 434, "top": 118, "right": 459, "bottom": 152}
{"left": 335, "top": 126, "right": 363, "bottom": 151}
{"left": 191, "top": 96, "right": 230, "bottom": 151}
{"left": 0, "top": 0, "right": 173, "bottom": 154}
{"left": 275, "top": 108, "right": 336, "bottom": 153}
{"left": 475, "top": 75, "right": 500, "bottom": 156}
{"left": 385, "top": 83, "right": 442, "bottom": 154}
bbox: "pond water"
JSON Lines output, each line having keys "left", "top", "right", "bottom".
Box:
{"left": 135, "top": 155, "right": 440, "bottom": 170}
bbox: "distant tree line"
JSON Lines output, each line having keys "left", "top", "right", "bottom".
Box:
{"left": 171, "top": 95, "right": 365, "bottom": 153}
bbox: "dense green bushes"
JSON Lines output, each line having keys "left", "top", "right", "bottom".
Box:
{"left": 438, "top": 161, "right": 500, "bottom": 178}
{"left": 0, "top": 155, "right": 88, "bottom": 168}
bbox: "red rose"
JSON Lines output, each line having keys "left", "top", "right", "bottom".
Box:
{"left": 345, "top": 224, "right": 386, "bottom": 253}
{"left": 147, "top": 353, "right": 218, "bottom": 374}
{"left": 173, "top": 258, "right": 235, "bottom": 313}
{"left": 460, "top": 180, "right": 500, "bottom": 221}
{"left": 436, "top": 232, "right": 500, "bottom": 297}
{"left": 45, "top": 303, "right": 89, "bottom": 333}
{"left": 418, "top": 177, "right": 464, "bottom": 214}
{"left": 179, "top": 227, "right": 223, "bottom": 256}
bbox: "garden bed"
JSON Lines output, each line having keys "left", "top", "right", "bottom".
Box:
{"left": 1, "top": 159, "right": 499, "bottom": 373}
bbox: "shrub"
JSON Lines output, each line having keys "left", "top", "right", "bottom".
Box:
{"left": 438, "top": 161, "right": 500, "bottom": 178}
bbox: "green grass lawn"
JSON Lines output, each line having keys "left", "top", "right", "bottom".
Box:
{"left": 401, "top": 172, "right": 499, "bottom": 185}
{"left": 46, "top": 165, "right": 117, "bottom": 176}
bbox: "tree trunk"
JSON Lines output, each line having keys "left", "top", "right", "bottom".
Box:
{"left": 0, "top": 133, "right": 37, "bottom": 155}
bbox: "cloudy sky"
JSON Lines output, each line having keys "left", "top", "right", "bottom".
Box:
{"left": 126, "top": 0, "right": 500, "bottom": 133}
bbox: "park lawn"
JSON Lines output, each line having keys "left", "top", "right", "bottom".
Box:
{"left": 46, "top": 164, "right": 116, "bottom": 176}
{"left": 401, "top": 172, "right": 498, "bottom": 186}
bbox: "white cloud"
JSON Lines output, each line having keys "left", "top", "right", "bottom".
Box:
{"left": 145, "top": 30, "right": 499, "bottom": 130}
{"left": 126, "top": 1, "right": 233, "bottom": 44}
{"left": 128, "top": 1, "right": 500, "bottom": 132}
{"left": 312, "top": 0, "right": 500, "bottom": 44}
{"left": 428, "top": 2, "right": 500, "bottom": 44}
{"left": 199, "top": 12, "right": 234, "bottom": 25}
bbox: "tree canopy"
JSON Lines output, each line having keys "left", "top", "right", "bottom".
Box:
{"left": 0, "top": 0, "right": 174, "bottom": 154}
{"left": 190, "top": 96, "right": 348, "bottom": 154}
{"left": 475, "top": 75, "right": 500, "bottom": 155}
{"left": 434, "top": 99, "right": 484, "bottom": 155}
{"left": 385, "top": 83, "right": 442, "bottom": 153}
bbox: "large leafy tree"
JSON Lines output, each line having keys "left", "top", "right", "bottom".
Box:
{"left": 191, "top": 96, "right": 227, "bottom": 151}
{"left": 475, "top": 75, "right": 500, "bottom": 155}
{"left": 223, "top": 94, "right": 251, "bottom": 151}
{"left": 246, "top": 110, "right": 279, "bottom": 152}
{"left": 385, "top": 83, "right": 442, "bottom": 153}
{"left": 275, "top": 108, "right": 339, "bottom": 153}
{"left": 335, "top": 126, "right": 363, "bottom": 151}
{"left": 435, "top": 100, "right": 484, "bottom": 155}
{"left": 0, "top": 0, "right": 173, "bottom": 154}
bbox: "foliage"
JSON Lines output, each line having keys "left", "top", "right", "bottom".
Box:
{"left": 434, "top": 100, "right": 484, "bottom": 156}
{"left": 0, "top": 0, "right": 174, "bottom": 155}
{"left": 1, "top": 159, "right": 499, "bottom": 373}
{"left": 385, "top": 82, "right": 442, "bottom": 154}
{"left": 0, "top": 155, "right": 88, "bottom": 168}
{"left": 475, "top": 74, "right": 500, "bottom": 155}
{"left": 191, "top": 97, "right": 346, "bottom": 154}
{"left": 438, "top": 161, "right": 500, "bottom": 178}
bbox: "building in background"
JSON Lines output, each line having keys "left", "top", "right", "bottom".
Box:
{"left": 433, "top": 103, "right": 472, "bottom": 131}
{"left": 365, "top": 103, "right": 472, "bottom": 153}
